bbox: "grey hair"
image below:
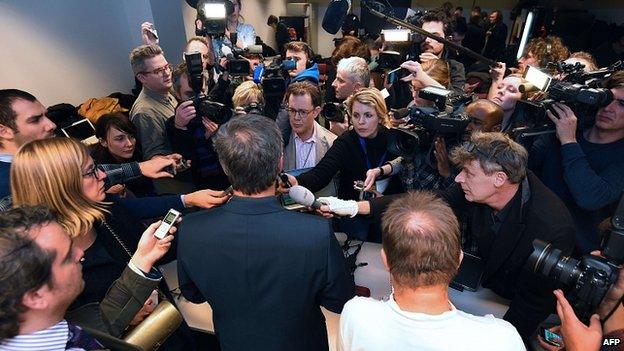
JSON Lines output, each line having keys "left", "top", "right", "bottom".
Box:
{"left": 213, "top": 114, "right": 283, "bottom": 195}
{"left": 450, "top": 131, "right": 528, "bottom": 183}
{"left": 337, "top": 57, "right": 370, "bottom": 87}
{"left": 129, "top": 44, "right": 164, "bottom": 75}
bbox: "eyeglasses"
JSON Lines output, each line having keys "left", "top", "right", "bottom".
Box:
{"left": 141, "top": 63, "right": 172, "bottom": 76}
{"left": 286, "top": 107, "right": 313, "bottom": 119}
{"left": 82, "top": 163, "right": 104, "bottom": 180}
{"left": 464, "top": 141, "right": 510, "bottom": 176}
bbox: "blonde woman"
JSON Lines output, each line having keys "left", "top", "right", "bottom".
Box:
{"left": 11, "top": 138, "right": 228, "bottom": 312}
{"left": 232, "top": 80, "right": 265, "bottom": 114}
{"left": 284, "top": 88, "right": 403, "bottom": 241}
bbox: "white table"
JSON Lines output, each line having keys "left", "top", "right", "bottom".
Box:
{"left": 160, "top": 236, "right": 510, "bottom": 351}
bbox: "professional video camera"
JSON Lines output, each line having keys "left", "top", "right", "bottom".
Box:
{"left": 252, "top": 58, "right": 297, "bottom": 97}
{"left": 195, "top": 0, "right": 233, "bottom": 37}
{"left": 516, "top": 62, "right": 621, "bottom": 132}
{"left": 387, "top": 86, "right": 472, "bottom": 157}
{"left": 184, "top": 51, "right": 232, "bottom": 125}
{"left": 375, "top": 29, "right": 423, "bottom": 72}
{"left": 221, "top": 44, "right": 263, "bottom": 76}
{"left": 528, "top": 193, "right": 624, "bottom": 322}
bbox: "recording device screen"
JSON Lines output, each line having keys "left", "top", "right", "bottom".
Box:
{"left": 163, "top": 211, "right": 177, "bottom": 224}
{"left": 540, "top": 327, "right": 562, "bottom": 347}
{"left": 61, "top": 119, "right": 97, "bottom": 145}
{"left": 451, "top": 252, "right": 484, "bottom": 291}
{"left": 386, "top": 67, "right": 411, "bottom": 85}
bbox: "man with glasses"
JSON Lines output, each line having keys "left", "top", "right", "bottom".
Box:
{"left": 283, "top": 82, "right": 336, "bottom": 170}
{"left": 129, "top": 44, "right": 177, "bottom": 160}
{"left": 322, "top": 132, "right": 576, "bottom": 343}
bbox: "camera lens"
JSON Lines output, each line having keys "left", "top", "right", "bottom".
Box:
{"left": 528, "top": 239, "right": 560, "bottom": 277}
{"left": 528, "top": 239, "right": 581, "bottom": 286}
{"left": 553, "top": 256, "right": 581, "bottom": 286}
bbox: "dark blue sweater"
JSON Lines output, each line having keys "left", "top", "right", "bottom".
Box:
{"left": 0, "top": 161, "right": 11, "bottom": 199}
{"left": 529, "top": 132, "right": 624, "bottom": 252}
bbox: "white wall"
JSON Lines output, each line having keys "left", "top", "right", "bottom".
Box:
{"left": 0, "top": 0, "right": 154, "bottom": 107}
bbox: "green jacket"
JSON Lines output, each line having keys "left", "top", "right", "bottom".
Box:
{"left": 66, "top": 265, "right": 160, "bottom": 349}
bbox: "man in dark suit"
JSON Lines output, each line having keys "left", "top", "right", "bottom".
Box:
{"left": 177, "top": 114, "right": 355, "bottom": 351}
{"left": 325, "top": 132, "right": 575, "bottom": 343}
{"left": 483, "top": 10, "right": 508, "bottom": 61}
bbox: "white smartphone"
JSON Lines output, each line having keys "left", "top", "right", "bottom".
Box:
{"left": 154, "top": 209, "right": 181, "bottom": 239}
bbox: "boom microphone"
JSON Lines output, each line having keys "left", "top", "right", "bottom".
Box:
{"left": 322, "top": 0, "right": 349, "bottom": 35}
{"left": 288, "top": 185, "right": 322, "bottom": 209}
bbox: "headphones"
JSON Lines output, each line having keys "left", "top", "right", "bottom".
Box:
{"left": 287, "top": 42, "right": 315, "bottom": 69}
{"left": 302, "top": 42, "right": 315, "bottom": 69}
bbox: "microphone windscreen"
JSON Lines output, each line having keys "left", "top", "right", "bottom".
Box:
{"left": 322, "top": 0, "right": 349, "bottom": 35}
{"left": 289, "top": 185, "right": 316, "bottom": 207}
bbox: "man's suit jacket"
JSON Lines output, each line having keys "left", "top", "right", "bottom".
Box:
{"left": 177, "top": 196, "right": 355, "bottom": 351}
{"left": 283, "top": 121, "right": 337, "bottom": 171}
{"left": 369, "top": 172, "right": 576, "bottom": 341}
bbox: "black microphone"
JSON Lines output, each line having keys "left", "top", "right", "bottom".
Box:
{"left": 289, "top": 185, "right": 322, "bottom": 209}
{"left": 322, "top": 0, "right": 349, "bottom": 35}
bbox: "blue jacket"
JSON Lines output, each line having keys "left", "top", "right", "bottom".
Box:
{"left": 293, "top": 63, "right": 320, "bottom": 85}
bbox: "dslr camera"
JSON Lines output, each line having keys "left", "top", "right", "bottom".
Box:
{"left": 528, "top": 193, "right": 624, "bottom": 322}
{"left": 387, "top": 86, "right": 472, "bottom": 158}
{"left": 184, "top": 51, "right": 232, "bottom": 125}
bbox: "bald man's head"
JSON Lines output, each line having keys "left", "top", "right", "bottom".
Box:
{"left": 465, "top": 99, "right": 503, "bottom": 133}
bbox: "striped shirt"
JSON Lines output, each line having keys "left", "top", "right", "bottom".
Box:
{"left": 0, "top": 320, "right": 84, "bottom": 351}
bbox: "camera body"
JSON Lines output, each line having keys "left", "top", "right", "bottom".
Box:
{"left": 184, "top": 51, "right": 232, "bottom": 125}
{"left": 253, "top": 59, "right": 296, "bottom": 97}
{"left": 387, "top": 86, "right": 472, "bottom": 158}
{"left": 321, "top": 102, "right": 348, "bottom": 123}
{"left": 529, "top": 193, "right": 624, "bottom": 321}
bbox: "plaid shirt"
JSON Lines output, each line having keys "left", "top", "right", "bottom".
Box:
{"left": 399, "top": 153, "right": 456, "bottom": 192}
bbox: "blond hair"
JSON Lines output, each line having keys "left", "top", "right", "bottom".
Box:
{"left": 11, "top": 138, "right": 107, "bottom": 238}
{"left": 232, "top": 81, "right": 264, "bottom": 109}
{"left": 346, "top": 88, "right": 391, "bottom": 128}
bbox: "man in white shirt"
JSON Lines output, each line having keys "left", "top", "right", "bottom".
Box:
{"left": 337, "top": 191, "right": 525, "bottom": 351}
{"left": 283, "top": 82, "right": 336, "bottom": 170}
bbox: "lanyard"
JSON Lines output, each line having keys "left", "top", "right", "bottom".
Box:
{"left": 358, "top": 136, "right": 387, "bottom": 170}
